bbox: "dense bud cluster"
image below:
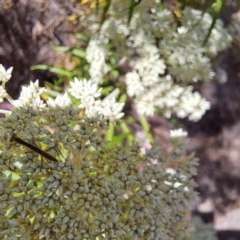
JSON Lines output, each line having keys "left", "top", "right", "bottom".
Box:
{"left": 0, "top": 65, "right": 211, "bottom": 239}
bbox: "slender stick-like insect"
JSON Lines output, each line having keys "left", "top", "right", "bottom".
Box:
{"left": 10, "top": 134, "right": 58, "bottom": 162}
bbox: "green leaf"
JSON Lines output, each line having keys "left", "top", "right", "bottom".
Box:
{"left": 71, "top": 48, "right": 86, "bottom": 58}
{"left": 158, "top": 1, "right": 165, "bottom": 9}
{"left": 45, "top": 90, "right": 61, "bottom": 98}
{"left": 53, "top": 46, "right": 70, "bottom": 52}
{"left": 45, "top": 81, "right": 62, "bottom": 92}
{"left": 101, "top": 86, "right": 114, "bottom": 96}
{"left": 110, "top": 70, "right": 119, "bottom": 78}
{"left": 139, "top": 114, "right": 153, "bottom": 143}
{"left": 109, "top": 56, "right": 116, "bottom": 66}
{"left": 74, "top": 33, "right": 89, "bottom": 42}
{"left": 105, "top": 122, "right": 114, "bottom": 141}
{"left": 127, "top": 116, "right": 135, "bottom": 123}
{"left": 212, "top": 0, "right": 222, "bottom": 13}
{"left": 31, "top": 64, "right": 50, "bottom": 71}
{"left": 119, "top": 93, "right": 127, "bottom": 103}
{"left": 120, "top": 122, "right": 134, "bottom": 144}
{"left": 49, "top": 67, "right": 73, "bottom": 77}
{"left": 106, "top": 133, "right": 129, "bottom": 148}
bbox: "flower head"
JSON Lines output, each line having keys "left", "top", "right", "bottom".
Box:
{"left": 0, "top": 71, "right": 198, "bottom": 240}
{"left": 11, "top": 80, "right": 46, "bottom": 110}
{"left": 0, "top": 64, "right": 13, "bottom": 86}
{"left": 170, "top": 128, "right": 188, "bottom": 138}
{"left": 68, "top": 77, "right": 124, "bottom": 121}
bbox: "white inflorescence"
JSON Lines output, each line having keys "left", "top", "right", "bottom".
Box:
{"left": 86, "top": 39, "right": 110, "bottom": 84}
{"left": 68, "top": 77, "right": 124, "bottom": 121}
{"left": 0, "top": 64, "right": 13, "bottom": 104}
{"left": 11, "top": 80, "right": 46, "bottom": 110}
{"left": 81, "top": 1, "right": 231, "bottom": 121}
{"left": 0, "top": 64, "right": 13, "bottom": 86}
{"left": 170, "top": 128, "right": 188, "bottom": 138}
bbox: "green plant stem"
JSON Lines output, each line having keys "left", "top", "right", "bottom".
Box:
{"left": 139, "top": 114, "right": 153, "bottom": 143}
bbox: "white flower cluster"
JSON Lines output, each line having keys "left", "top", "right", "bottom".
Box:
{"left": 69, "top": 77, "right": 124, "bottom": 122}
{"left": 170, "top": 128, "right": 188, "bottom": 138}
{"left": 81, "top": 1, "right": 231, "bottom": 121}
{"left": 0, "top": 64, "right": 12, "bottom": 85}
{"left": 0, "top": 64, "right": 124, "bottom": 122}
{"left": 86, "top": 38, "right": 109, "bottom": 83}
{"left": 12, "top": 81, "right": 46, "bottom": 110}
{"left": 0, "top": 64, "right": 13, "bottom": 103}
{"left": 126, "top": 73, "right": 210, "bottom": 120}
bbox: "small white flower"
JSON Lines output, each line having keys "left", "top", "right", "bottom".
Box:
{"left": 69, "top": 78, "right": 124, "bottom": 122}
{"left": 99, "top": 98, "right": 124, "bottom": 121}
{"left": 47, "top": 93, "right": 72, "bottom": 109}
{"left": 0, "top": 86, "right": 9, "bottom": 103}
{"left": 0, "top": 64, "right": 13, "bottom": 84}
{"left": 86, "top": 39, "right": 109, "bottom": 84}
{"left": 135, "top": 96, "right": 155, "bottom": 116}
{"left": 12, "top": 80, "right": 46, "bottom": 110}
{"left": 69, "top": 77, "right": 102, "bottom": 100}
{"left": 125, "top": 71, "right": 144, "bottom": 97}
{"left": 170, "top": 128, "right": 188, "bottom": 138}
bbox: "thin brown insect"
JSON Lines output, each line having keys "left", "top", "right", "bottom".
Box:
{"left": 10, "top": 134, "right": 58, "bottom": 162}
